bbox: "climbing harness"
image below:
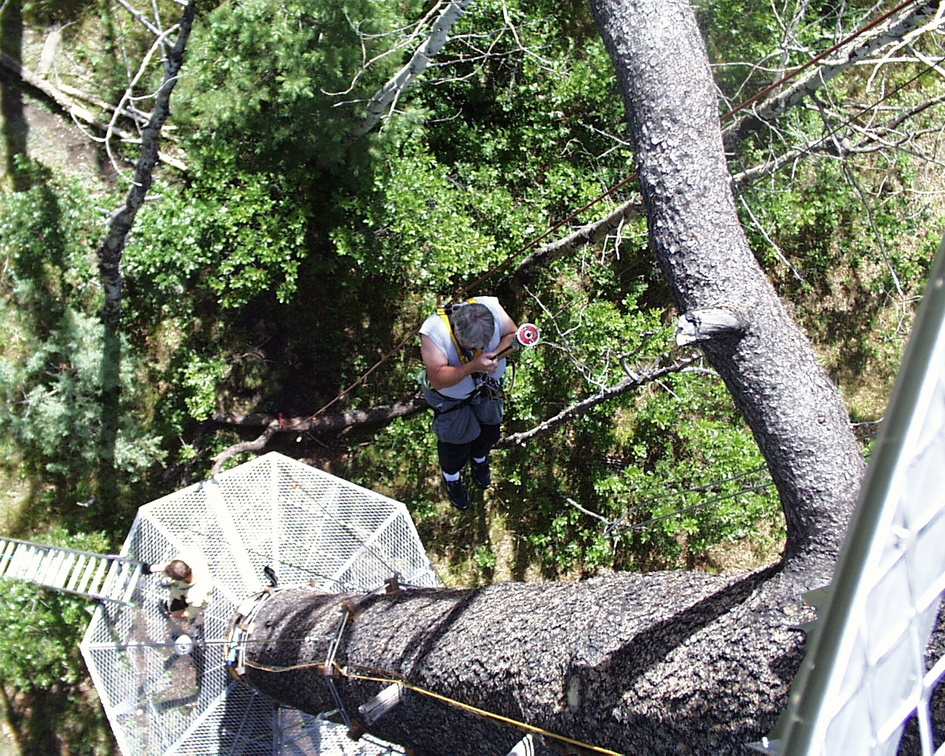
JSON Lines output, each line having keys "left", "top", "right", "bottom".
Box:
{"left": 418, "top": 310, "right": 542, "bottom": 420}
{"left": 437, "top": 297, "right": 482, "bottom": 365}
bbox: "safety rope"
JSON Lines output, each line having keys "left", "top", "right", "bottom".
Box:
{"left": 341, "top": 665, "right": 624, "bottom": 756}
{"left": 239, "top": 656, "right": 623, "bottom": 755}
{"left": 286, "top": 0, "right": 932, "bottom": 427}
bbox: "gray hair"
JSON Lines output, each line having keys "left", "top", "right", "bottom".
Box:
{"left": 451, "top": 303, "right": 495, "bottom": 350}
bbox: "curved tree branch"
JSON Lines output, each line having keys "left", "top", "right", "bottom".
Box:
{"left": 209, "top": 396, "right": 431, "bottom": 476}
{"left": 497, "top": 354, "right": 700, "bottom": 448}
{"left": 210, "top": 353, "right": 700, "bottom": 473}
{"left": 0, "top": 52, "right": 186, "bottom": 170}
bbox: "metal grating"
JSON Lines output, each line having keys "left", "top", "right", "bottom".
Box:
{"left": 275, "top": 707, "right": 407, "bottom": 755}
{"left": 0, "top": 536, "right": 143, "bottom": 604}
{"left": 81, "top": 452, "right": 439, "bottom": 755}
{"left": 771, "top": 233, "right": 945, "bottom": 755}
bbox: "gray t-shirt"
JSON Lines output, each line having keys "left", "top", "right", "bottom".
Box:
{"left": 419, "top": 296, "right": 508, "bottom": 399}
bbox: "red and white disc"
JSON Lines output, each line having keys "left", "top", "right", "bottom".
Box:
{"left": 516, "top": 323, "right": 541, "bottom": 347}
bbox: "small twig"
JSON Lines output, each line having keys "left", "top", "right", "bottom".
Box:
{"left": 564, "top": 497, "right": 613, "bottom": 526}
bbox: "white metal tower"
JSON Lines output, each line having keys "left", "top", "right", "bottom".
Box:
{"left": 74, "top": 451, "right": 441, "bottom": 755}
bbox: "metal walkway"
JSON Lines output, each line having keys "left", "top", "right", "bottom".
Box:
{"left": 0, "top": 535, "right": 143, "bottom": 605}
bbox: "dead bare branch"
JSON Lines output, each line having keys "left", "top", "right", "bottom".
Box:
{"left": 104, "top": 21, "right": 182, "bottom": 176}
{"left": 723, "top": 0, "right": 943, "bottom": 149}
{"left": 496, "top": 355, "right": 700, "bottom": 449}
{"left": 564, "top": 496, "right": 614, "bottom": 526}
{"left": 350, "top": 0, "right": 474, "bottom": 137}
{"left": 209, "top": 396, "right": 430, "bottom": 476}
{"left": 98, "top": 0, "right": 197, "bottom": 327}
{"left": 0, "top": 52, "right": 186, "bottom": 170}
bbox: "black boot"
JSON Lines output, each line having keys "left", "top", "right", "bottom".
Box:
{"left": 444, "top": 476, "right": 471, "bottom": 511}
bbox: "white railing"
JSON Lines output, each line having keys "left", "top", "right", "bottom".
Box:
{"left": 772, "top": 232, "right": 945, "bottom": 755}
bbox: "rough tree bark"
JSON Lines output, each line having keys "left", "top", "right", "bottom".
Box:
{"left": 97, "top": 1, "right": 197, "bottom": 327}
{"left": 243, "top": 569, "right": 808, "bottom": 755}
{"left": 234, "top": 2, "right": 874, "bottom": 755}
{"left": 590, "top": 0, "right": 867, "bottom": 584}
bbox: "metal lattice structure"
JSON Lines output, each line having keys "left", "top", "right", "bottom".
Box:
{"left": 80, "top": 452, "right": 440, "bottom": 756}
{"left": 770, "top": 234, "right": 945, "bottom": 754}
{"left": 0, "top": 536, "right": 142, "bottom": 604}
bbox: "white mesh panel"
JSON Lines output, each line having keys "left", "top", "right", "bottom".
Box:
{"left": 773, "top": 237, "right": 945, "bottom": 755}
{"left": 81, "top": 452, "right": 438, "bottom": 755}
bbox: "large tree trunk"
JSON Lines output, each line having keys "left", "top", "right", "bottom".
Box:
{"left": 589, "top": 0, "right": 866, "bottom": 586}
{"left": 243, "top": 569, "right": 807, "bottom": 755}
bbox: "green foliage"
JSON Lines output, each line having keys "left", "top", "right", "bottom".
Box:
{"left": 0, "top": 526, "right": 115, "bottom": 754}
{"left": 126, "top": 176, "right": 308, "bottom": 312}
{"left": 697, "top": 0, "right": 885, "bottom": 97}
{"left": 605, "top": 383, "right": 782, "bottom": 568}
{"left": 0, "top": 306, "right": 167, "bottom": 491}
{"left": 177, "top": 0, "right": 408, "bottom": 175}
{"left": 329, "top": 0, "right": 629, "bottom": 293}
{"left": 346, "top": 413, "right": 440, "bottom": 518}
{"left": 0, "top": 172, "right": 165, "bottom": 496}
{"left": 181, "top": 353, "right": 229, "bottom": 421}
{"left": 505, "top": 367, "right": 783, "bottom": 575}
{"left": 330, "top": 144, "right": 508, "bottom": 289}
{"left": 0, "top": 0, "right": 931, "bottom": 577}
{"left": 1, "top": 0, "right": 942, "bottom": 751}
{"left": 0, "top": 159, "right": 100, "bottom": 318}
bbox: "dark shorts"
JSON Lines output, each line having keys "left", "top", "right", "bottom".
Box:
{"left": 169, "top": 597, "right": 188, "bottom": 613}
{"left": 422, "top": 385, "right": 504, "bottom": 445}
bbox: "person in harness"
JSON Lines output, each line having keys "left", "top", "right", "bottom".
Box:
{"left": 419, "top": 297, "right": 519, "bottom": 510}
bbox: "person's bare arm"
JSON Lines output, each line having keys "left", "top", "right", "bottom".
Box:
{"left": 491, "top": 306, "right": 519, "bottom": 357}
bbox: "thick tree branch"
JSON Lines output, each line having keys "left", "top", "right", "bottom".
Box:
{"left": 730, "top": 93, "right": 945, "bottom": 187}
{"left": 502, "top": 198, "right": 643, "bottom": 297}
{"left": 591, "top": 0, "right": 867, "bottom": 587}
{"left": 244, "top": 565, "right": 804, "bottom": 755}
{"left": 211, "top": 396, "right": 430, "bottom": 435}
{"left": 675, "top": 308, "right": 748, "bottom": 346}
{"left": 210, "top": 353, "right": 699, "bottom": 472}
{"left": 495, "top": 6, "right": 945, "bottom": 296}
{"left": 722, "top": 0, "right": 943, "bottom": 149}
{"left": 209, "top": 396, "right": 431, "bottom": 476}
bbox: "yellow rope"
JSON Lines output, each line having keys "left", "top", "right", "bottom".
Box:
{"left": 342, "top": 666, "right": 624, "bottom": 756}
{"left": 242, "top": 658, "right": 623, "bottom": 755}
